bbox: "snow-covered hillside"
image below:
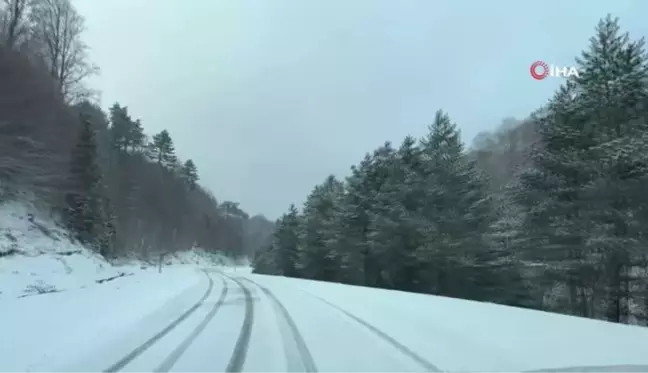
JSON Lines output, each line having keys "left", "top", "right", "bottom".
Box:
{"left": 0, "top": 202, "right": 126, "bottom": 299}
{"left": 0, "top": 201, "right": 233, "bottom": 300}
{"left": 0, "top": 201, "right": 247, "bottom": 371}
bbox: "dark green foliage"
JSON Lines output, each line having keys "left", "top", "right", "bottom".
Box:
{"left": 507, "top": 15, "right": 648, "bottom": 322}
{"left": 274, "top": 204, "right": 300, "bottom": 277}
{"left": 298, "top": 177, "right": 344, "bottom": 281}
{"left": 254, "top": 15, "right": 648, "bottom": 326}
{"left": 65, "top": 117, "right": 104, "bottom": 248}
{"left": 108, "top": 103, "right": 145, "bottom": 152}
{"left": 255, "top": 112, "right": 501, "bottom": 301}
{"left": 182, "top": 159, "right": 199, "bottom": 190}
{"left": 150, "top": 129, "right": 177, "bottom": 168}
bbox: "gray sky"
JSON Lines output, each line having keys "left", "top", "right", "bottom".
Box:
{"left": 75, "top": 0, "right": 648, "bottom": 219}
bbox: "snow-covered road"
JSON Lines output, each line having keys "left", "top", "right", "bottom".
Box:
{"left": 54, "top": 270, "right": 437, "bottom": 372}
{"left": 3, "top": 268, "right": 648, "bottom": 372}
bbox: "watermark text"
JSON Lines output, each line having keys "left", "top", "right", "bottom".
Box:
{"left": 530, "top": 60, "right": 580, "bottom": 80}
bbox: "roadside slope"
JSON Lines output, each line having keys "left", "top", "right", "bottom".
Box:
{"left": 0, "top": 267, "right": 208, "bottom": 372}
{"left": 242, "top": 273, "right": 648, "bottom": 372}
{"left": 0, "top": 201, "right": 231, "bottom": 371}
{"left": 0, "top": 201, "right": 137, "bottom": 299}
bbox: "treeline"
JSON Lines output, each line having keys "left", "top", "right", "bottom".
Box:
{"left": 253, "top": 15, "right": 648, "bottom": 325}
{"left": 0, "top": 0, "right": 272, "bottom": 260}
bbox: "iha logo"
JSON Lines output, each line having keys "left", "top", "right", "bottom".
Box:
{"left": 530, "top": 60, "right": 580, "bottom": 80}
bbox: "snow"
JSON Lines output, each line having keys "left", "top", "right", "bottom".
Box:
{"left": 244, "top": 274, "right": 648, "bottom": 372}
{"left": 4, "top": 201, "right": 648, "bottom": 372}
{"left": 165, "top": 247, "right": 238, "bottom": 268}
{"left": 0, "top": 201, "right": 233, "bottom": 300}
{"left": 0, "top": 201, "right": 232, "bottom": 371}
{"left": 0, "top": 201, "right": 136, "bottom": 299}
{"left": 0, "top": 266, "right": 209, "bottom": 372}
{"left": 3, "top": 261, "right": 648, "bottom": 371}
{"left": 240, "top": 275, "right": 429, "bottom": 372}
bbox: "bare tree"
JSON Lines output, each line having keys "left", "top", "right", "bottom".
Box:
{"left": 29, "top": 0, "right": 97, "bottom": 103}
{"left": 0, "top": 44, "right": 78, "bottom": 208}
{"left": 0, "top": 0, "right": 31, "bottom": 49}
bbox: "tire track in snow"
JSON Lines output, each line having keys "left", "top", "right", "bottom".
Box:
{"left": 298, "top": 288, "right": 441, "bottom": 372}
{"left": 223, "top": 275, "right": 255, "bottom": 372}
{"left": 154, "top": 275, "right": 229, "bottom": 372}
{"left": 103, "top": 271, "right": 216, "bottom": 373}
{"left": 241, "top": 277, "right": 318, "bottom": 372}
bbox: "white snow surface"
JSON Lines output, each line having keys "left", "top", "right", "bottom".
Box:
{"left": 0, "top": 201, "right": 234, "bottom": 371}
{"left": 3, "top": 202, "right": 648, "bottom": 372}
{"left": 0, "top": 201, "right": 230, "bottom": 299}
{"left": 0, "top": 266, "right": 207, "bottom": 371}
{"left": 3, "top": 266, "right": 648, "bottom": 372}
{"left": 0, "top": 201, "right": 131, "bottom": 299}
{"left": 244, "top": 273, "right": 648, "bottom": 372}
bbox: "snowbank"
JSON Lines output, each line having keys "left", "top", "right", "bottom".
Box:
{"left": 166, "top": 247, "right": 234, "bottom": 267}
{"left": 0, "top": 266, "right": 208, "bottom": 371}
{"left": 248, "top": 274, "right": 648, "bottom": 372}
{"left": 0, "top": 201, "right": 233, "bottom": 299}
{"left": 0, "top": 202, "right": 139, "bottom": 299}
{"left": 0, "top": 201, "right": 229, "bottom": 371}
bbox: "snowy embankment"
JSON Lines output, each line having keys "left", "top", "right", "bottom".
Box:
{"left": 0, "top": 201, "right": 235, "bottom": 371}
{"left": 249, "top": 274, "right": 648, "bottom": 372}
{"left": 0, "top": 201, "right": 230, "bottom": 299}
{"left": 0, "top": 202, "right": 131, "bottom": 299}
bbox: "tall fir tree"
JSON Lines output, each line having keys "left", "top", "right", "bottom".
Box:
{"left": 109, "top": 103, "right": 131, "bottom": 151}
{"left": 571, "top": 15, "right": 648, "bottom": 322}
{"left": 275, "top": 204, "right": 301, "bottom": 277}
{"left": 415, "top": 110, "right": 497, "bottom": 299}
{"left": 334, "top": 155, "right": 374, "bottom": 285}
{"left": 150, "top": 129, "right": 178, "bottom": 168}
{"left": 298, "top": 176, "right": 344, "bottom": 282}
{"left": 362, "top": 142, "right": 396, "bottom": 287}
{"left": 182, "top": 159, "right": 199, "bottom": 190}
{"left": 66, "top": 116, "right": 105, "bottom": 250}
{"left": 366, "top": 136, "right": 425, "bottom": 291}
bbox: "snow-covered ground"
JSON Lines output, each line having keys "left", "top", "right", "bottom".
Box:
{"left": 0, "top": 201, "right": 232, "bottom": 299}
{"left": 247, "top": 273, "right": 648, "bottom": 372}
{"left": 0, "top": 201, "right": 237, "bottom": 371}
{"left": 3, "top": 201, "right": 648, "bottom": 372}
{"left": 3, "top": 267, "right": 648, "bottom": 372}
{"left": 1, "top": 266, "right": 209, "bottom": 371}
{"left": 0, "top": 201, "right": 128, "bottom": 299}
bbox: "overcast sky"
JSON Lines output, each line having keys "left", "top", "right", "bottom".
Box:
{"left": 74, "top": 0, "right": 648, "bottom": 219}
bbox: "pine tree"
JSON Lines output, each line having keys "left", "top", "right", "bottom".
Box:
{"left": 509, "top": 15, "right": 648, "bottom": 320}
{"left": 150, "top": 129, "right": 177, "bottom": 168}
{"left": 487, "top": 191, "right": 539, "bottom": 308}
{"left": 298, "top": 176, "right": 344, "bottom": 281}
{"left": 275, "top": 204, "right": 300, "bottom": 277}
{"left": 252, "top": 243, "right": 280, "bottom": 275}
{"left": 366, "top": 136, "right": 426, "bottom": 291}
{"left": 66, "top": 116, "right": 105, "bottom": 249}
{"left": 571, "top": 15, "right": 648, "bottom": 322}
{"left": 334, "top": 155, "right": 374, "bottom": 285}
{"left": 253, "top": 205, "right": 300, "bottom": 276}
{"left": 75, "top": 101, "right": 111, "bottom": 172}
{"left": 416, "top": 110, "right": 496, "bottom": 299}
{"left": 511, "top": 83, "right": 599, "bottom": 316}
{"left": 97, "top": 196, "right": 117, "bottom": 257}
{"left": 362, "top": 142, "right": 397, "bottom": 287}
{"left": 108, "top": 103, "right": 145, "bottom": 153}
{"left": 128, "top": 119, "right": 145, "bottom": 152}
{"left": 109, "top": 103, "right": 131, "bottom": 151}
{"left": 182, "top": 159, "right": 199, "bottom": 190}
